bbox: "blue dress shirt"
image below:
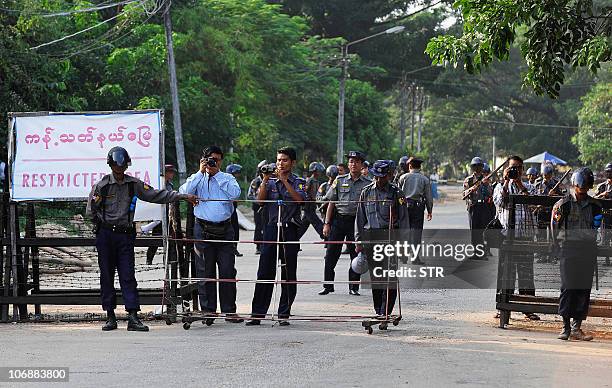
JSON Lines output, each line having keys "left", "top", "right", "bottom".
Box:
{"left": 179, "top": 171, "right": 241, "bottom": 222}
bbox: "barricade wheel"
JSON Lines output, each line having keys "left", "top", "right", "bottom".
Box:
{"left": 183, "top": 322, "right": 191, "bottom": 330}
{"left": 165, "top": 319, "right": 173, "bottom": 326}
{"left": 379, "top": 322, "right": 388, "bottom": 330}
{"left": 367, "top": 326, "right": 373, "bottom": 335}
{"left": 205, "top": 318, "right": 214, "bottom": 326}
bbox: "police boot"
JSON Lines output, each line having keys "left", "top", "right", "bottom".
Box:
{"left": 102, "top": 310, "right": 117, "bottom": 331}
{"left": 127, "top": 310, "right": 149, "bottom": 332}
{"left": 570, "top": 319, "right": 593, "bottom": 341}
{"left": 557, "top": 317, "right": 571, "bottom": 340}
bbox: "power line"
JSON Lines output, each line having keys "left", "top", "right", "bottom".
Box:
{"left": 430, "top": 113, "right": 612, "bottom": 131}
{"left": 0, "top": 0, "right": 137, "bottom": 17}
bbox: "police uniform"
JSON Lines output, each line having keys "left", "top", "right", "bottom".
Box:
{"left": 316, "top": 180, "right": 331, "bottom": 217}
{"left": 464, "top": 172, "right": 493, "bottom": 258}
{"left": 298, "top": 174, "right": 324, "bottom": 239}
{"left": 321, "top": 171, "right": 371, "bottom": 293}
{"left": 596, "top": 180, "right": 611, "bottom": 265}
{"left": 248, "top": 175, "right": 265, "bottom": 252}
{"left": 552, "top": 192, "right": 602, "bottom": 336}
{"left": 87, "top": 174, "right": 183, "bottom": 315}
{"left": 397, "top": 160, "right": 433, "bottom": 262}
{"left": 250, "top": 174, "right": 307, "bottom": 321}
{"left": 355, "top": 162, "right": 407, "bottom": 315}
{"left": 533, "top": 177, "right": 561, "bottom": 261}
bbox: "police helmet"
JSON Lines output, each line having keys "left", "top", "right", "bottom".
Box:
{"left": 526, "top": 167, "right": 539, "bottom": 176}
{"left": 351, "top": 251, "right": 369, "bottom": 275}
{"left": 386, "top": 159, "right": 396, "bottom": 171}
{"left": 226, "top": 164, "right": 242, "bottom": 174}
{"left": 257, "top": 160, "right": 268, "bottom": 173}
{"left": 363, "top": 160, "right": 370, "bottom": 168}
{"left": 540, "top": 164, "right": 554, "bottom": 176}
{"left": 570, "top": 167, "right": 594, "bottom": 189}
{"left": 308, "top": 162, "right": 325, "bottom": 173}
{"left": 107, "top": 147, "right": 131, "bottom": 167}
{"left": 326, "top": 164, "right": 339, "bottom": 179}
{"left": 483, "top": 163, "right": 491, "bottom": 174}
{"left": 470, "top": 157, "right": 484, "bottom": 166}
{"left": 605, "top": 163, "right": 612, "bottom": 172}
{"left": 399, "top": 156, "right": 409, "bottom": 168}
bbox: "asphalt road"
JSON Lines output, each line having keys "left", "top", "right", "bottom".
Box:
{"left": 1, "top": 187, "right": 611, "bottom": 387}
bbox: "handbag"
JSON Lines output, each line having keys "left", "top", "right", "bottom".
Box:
{"left": 483, "top": 216, "right": 504, "bottom": 249}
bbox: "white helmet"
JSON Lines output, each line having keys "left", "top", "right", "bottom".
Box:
{"left": 351, "top": 251, "right": 369, "bottom": 275}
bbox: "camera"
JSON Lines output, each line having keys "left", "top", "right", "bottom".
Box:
{"left": 204, "top": 157, "right": 217, "bottom": 168}
{"left": 260, "top": 163, "right": 277, "bottom": 175}
{"left": 507, "top": 166, "right": 520, "bottom": 180}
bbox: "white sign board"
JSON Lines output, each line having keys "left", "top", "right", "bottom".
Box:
{"left": 9, "top": 111, "right": 164, "bottom": 221}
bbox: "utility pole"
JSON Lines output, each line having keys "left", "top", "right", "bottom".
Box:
{"left": 336, "top": 44, "right": 348, "bottom": 164}
{"left": 410, "top": 83, "right": 416, "bottom": 151}
{"left": 417, "top": 87, "right": 425, "bottom": 153}
{"left": 398, "top": 73, "right": 408, "bottom": 152}
{"left": 163, "top": 0, "right": 187, "bottom": 183}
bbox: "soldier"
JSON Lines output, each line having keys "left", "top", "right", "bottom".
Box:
{"left": 394, "top": 155, "right": 409, "bottom": 184}
{"left": 298, "top": 162, "right": 325, "bottom": 239}
{"left": 317, "top": 164, "right": 338, "bottom": 218}
{"left": 355, "top": 160, "right": 407, "bottom": 317}
{"left": 246, "top": 147, "right": 307, "bottom": 326}
{"left": 226, "top": 163, "right": 243, "bottom": 257}
{"left": 551, "top": 168, "right": 602, "bottom": 341}
{"left": 87, "top": 147, "right": 197, "bottom": 332}
{"left": 362, "top": 160, "right": 371, "bottom": 179}
{"left": 533, "top": 164, "right": 562, "bottom": 263}
{"left": 397, "top": 156, "right": 433, "bottom": 265}
{"left": 463, "top": 157, "right": 493, "bottom": 259}
{"left": 320, "top": 151, "right": 372, "bottom": 296}
{"left": 595, "top": 163, "right": 612, "bottom": 266}
{"left": 248, "top": 160, "right": 268, "bottom": 255}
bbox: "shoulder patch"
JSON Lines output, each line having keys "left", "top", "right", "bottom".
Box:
{"left": 143, "top": 183, "right": 151, "bottom": 190}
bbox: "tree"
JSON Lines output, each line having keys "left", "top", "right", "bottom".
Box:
{"left": 426, "top": 0, "right": 611, "bottom": 98}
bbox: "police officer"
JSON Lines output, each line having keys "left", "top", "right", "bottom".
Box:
{"left": 248, "top": 160, "right": 268, "bottom": 255}
{"left": 298, "top": 162, "right": 325, "bottom": 239}
{"left": 526, "top": 167, "right": 539, "bottom": 190}
{"left": 397, "top": 156, "right": 433, "bottom": 265}
{"left": 463, "top": 157, "right": 493, "bottom": 260}
{"left": 533, "top": 164, "right": 562, "bottom": 263}
{"left": 146, "top": 163, "right": 178, "bottom": 265}
{"left": 355, "top": 160, "right": 407, "bottom": 317}
{"left": 320, "top": 151, "right": 372, "bottom": 296}
{"left": 180, "top": 146, "right": 242, "bottom": 323}
{"left": 595, "top": 163, "right": 612, "bottom": 266}
{"left": 362, "top": 160, "right": 371, "bottom": 179}
{"left": 394, "top": 155, "right": 409, "bottom": 184}
{"left": 551, "top": 167, "right": 602, "bottom": 341}
{"left": 246, "top": 147, "right": 307, "bottom": 326}
{"left": 317, "top": 164, "right": 338, "bottom": 218}
{"left": 87, "top": 147, "right": 197, "bottom": 332}
{"left": 226, "top": 163, "right": 243, "bottom": 257}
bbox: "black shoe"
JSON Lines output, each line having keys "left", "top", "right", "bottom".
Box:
{"left": 102, "top": 310, "right": 117, "bottom": 331}
{"left": 278, "top": 320, "right": 290, "bottom": 326}
{"left": 245, "top": 319, "right": 261, "bottom": 326}
{"left": 558, "top": 329, "right": 571, "bottom": 340}
{"left": 234, "top": 249, "right": 243, "bottom": 257}
{"left": 255, "top": 247, "right": 261, "bottom": 255}
{"left": 349, "top": 289, "right": 360, "bottom": 296}
{"left": 127, "top": 310, "right": 149, "bottom": 332}
{"left": 318, "top": 288, "right": 334, "bottom": 295}
{"left": 225, "top": 314, "right": 244, "bottom": 323}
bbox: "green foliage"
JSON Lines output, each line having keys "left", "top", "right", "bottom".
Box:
{"left": 426, "top": 0, "right": 611, "bottom": 98}
{"left": 573, "top": 81, "right": 612, "bottom": 168}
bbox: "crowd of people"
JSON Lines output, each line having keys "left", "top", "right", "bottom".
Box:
{"left": 86, "top": 145, "right": 612, "bottom": 340}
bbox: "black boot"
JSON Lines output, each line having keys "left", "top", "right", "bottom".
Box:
{"left": 127, "top": 310, "right": 149, "bottom": 332}
{"left": 102, "top": 310, "right": 118, "bottom": 331}
{"left": 557, "top": 317, "right": 571, "bottom": 340}
{"left": 571, "top": 319, "right": 593, "bottom": 341}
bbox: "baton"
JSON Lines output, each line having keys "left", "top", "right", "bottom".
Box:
{"left": 462, "top": 158, "right": 510, "bottom": 200}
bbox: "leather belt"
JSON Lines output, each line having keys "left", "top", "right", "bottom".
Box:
{"left": 197, "top": 218, "right": 231, "bottom": 227}
{"left": 99, "top": 222, "right": 135, "bottom": 234}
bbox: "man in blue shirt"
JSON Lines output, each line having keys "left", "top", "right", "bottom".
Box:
{"left": 180, "top": 146, "right": 242, "bottom": 323}
{"left": 246, "top": 147, "right": 307, "bottom": 326}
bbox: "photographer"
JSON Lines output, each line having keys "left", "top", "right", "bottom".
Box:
{"left": 247, "top": 147, "right": 307, "bottom": 326}
{"left": 179, "top": 146, "right": 242, "bottom": 323}
{"left": 493, "top": 155, "right": 539, "bottom": 321}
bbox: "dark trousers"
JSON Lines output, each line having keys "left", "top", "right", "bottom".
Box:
{"left": 407, "top": 202, "right": 426, "bottom": 255}
{"left": 559, "top": 243, "right": 596, "bottom": 320}
{"left": 298, "top": 204, "right": 324, "bottom": 239}
{"left": 363, "top": 231, "right": 397, "bottom": 316}
{"left": 251, "top": 224, "right": 299, "bottom": 319}
{"left": 96, "top": 228, "right": 140, "bottom": 311}
{"left": 501, "top": 252, "right": 535, "bottom": 295}
{"left": 323, "top": 215, "right": 360, "bottom": 291}
{"left": 253, "top": 205, "right": 264, "bottom": 249}
{"left": 194, "top": 222, "right": 237, "bottom": 313}
{"left": 468, "top": 203, "right": 488, "bottom": 256}
{"left": 146, "top": 223, "right": 163, "bottom": 264}
{"left": 231, "top": 205, "right": 240, "bottom": 248}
